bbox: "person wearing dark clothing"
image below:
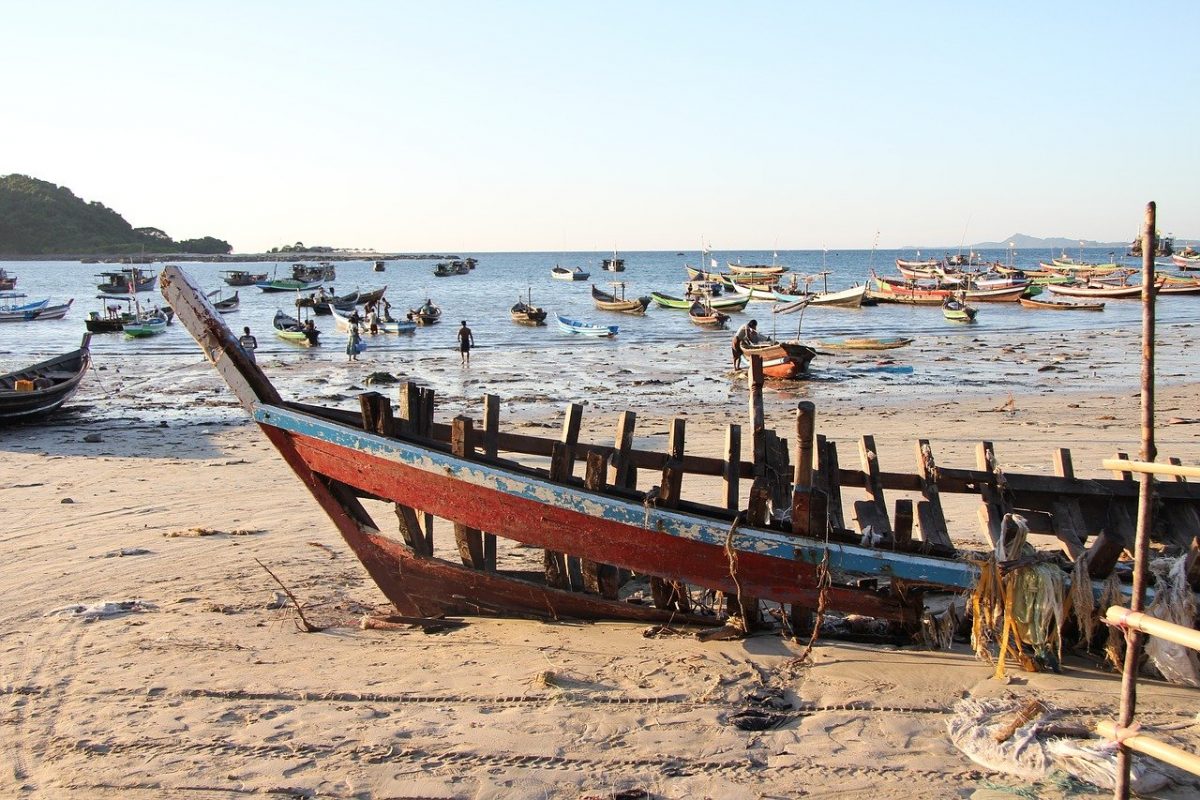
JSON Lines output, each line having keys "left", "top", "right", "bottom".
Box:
{"left": 457, "top": 320, "right": 475, "bottom": 366}
{"left": 731, "top": 319, "right": 760, "bottom": 370}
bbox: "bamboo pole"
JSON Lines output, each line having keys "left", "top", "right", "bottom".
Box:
{"left": 1105, "top": 606, "right": 1200, "bottom": 652}
{"left": 1100, "top": 459, "right": 1200, "bottom": 480}
{"left": 1115, "top": 201, "right": 1158, "bottom": 799}
{"left": 1098, "top": 720, "right": 1200, "bottom": 778}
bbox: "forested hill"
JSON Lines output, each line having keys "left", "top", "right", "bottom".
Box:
{"left": 0, "top": 175, "right": 231, "bottom": 255}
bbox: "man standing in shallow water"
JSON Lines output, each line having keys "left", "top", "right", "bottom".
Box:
{"left": 457, "top": 320, "right": 475, "bottom": 366}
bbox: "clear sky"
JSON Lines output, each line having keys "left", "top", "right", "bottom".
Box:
{"left": 2, "top": 1, "right": 1195, "bottom": 252}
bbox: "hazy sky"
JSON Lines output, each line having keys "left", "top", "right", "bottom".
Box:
{"left": 2, "top": 1, "right": 1195, "bottom": 252}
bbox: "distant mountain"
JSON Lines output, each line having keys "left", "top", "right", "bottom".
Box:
{"left": 0, "top": 174, "right": 231, "bottom": 255}
{"left": 969, "top": 233, "right": 1129, "bottom": 250}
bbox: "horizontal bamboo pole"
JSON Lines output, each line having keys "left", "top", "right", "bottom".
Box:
{"left": 1105, "top": 606, "right": 1200, "bottom": 652}
{"left": 1101, "top": 458, "right": 1200, "bottom": 480}
{"left": 1096, "top": 720, "right": 1200, "bottom": 777}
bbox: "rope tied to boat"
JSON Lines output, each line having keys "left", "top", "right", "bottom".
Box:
{"left": 642, "top": 485, "right": 659, "bottom": 530}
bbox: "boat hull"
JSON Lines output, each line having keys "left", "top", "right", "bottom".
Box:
{"left": 0, "top": 335, "right": 90, "bottom": 423}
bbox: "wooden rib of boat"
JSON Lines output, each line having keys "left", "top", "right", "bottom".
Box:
{"left": 555, "top": 313, "right": 618, "bottom": 337}
{"left": 809, "top": 336, "right": 914, "bottom": 350}
{"left": 510, "top": 290, "right": 548, "bottom": 326}
{"left": 650, "top": 291, "right": 748, "bottom": 311}
{"left": 591, "top": 283, "right": 650, "bottom": 314}
{"left": 330, "top": 305, "right": 416, "bottom": 334}
{"left": 552, "top": 265, "right": 589, "bottom": 281}
{"left": 772, "top": 284, "right": 867, "bottom": 309}
{"left": 273, "top": 310, "right": 321, "bottom": 345}
{"left": 206, "top": 289, "right": 240, "bottom": 313}
{"left": 222, "top": 270, "right": 267, "bottom": 286}
{"left": 941, "top": 297, "right": 977, "bottom": 322}
{"left": 687, "top": 300, "right": 729, "bottom": 329}
{"left": 1019, "top": 296, "right": 1105, "bottom": 311}
{"left": 0, "top": 334, "right": 91, "bottom": 423}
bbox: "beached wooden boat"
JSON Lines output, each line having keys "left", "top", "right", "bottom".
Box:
{"left": 331, "top": 305, "right": 415, "bottom": 334}
{"left": 810, "top": 336, "right": 914, "bottom": 350}
{"left": 161, "top": 264, "right": 1200, "bottom": 640}
{"left": 941, "top": 297, "right": 977, "bottom": 322}
{"left": 206, "top": 289, "right": 240, "bottom": 313}
{"left": 409, "top": 302, "right": 442, "bottom": 326}
{"left": 1019, "top": 297, "right": 1105, "bottom": 312}
{"left": 96, "top": 268, "right": 156, "bottom": 294}
{"left": 741, "top": 340, "right": 817, "bottom": 374}
{"left": 510, "top": 289, "right": 547, "bottom": 326}
{"left": 591, "top": 283, "right": 650, "bottom": 314}
{"left": 221, "top": 270, "right": 267, "bottom": 286}
{"left": 555, "top": 314, "right": 618, "bottom": 337}
{"left": 273, "top": 311, "right": 321, "bottom": 345}
{"left": 552, "top": 265, "right": 589, "bottom": 281}
{"left": 650, "top": 291, "right": 748, "bottom": 311}
{"left": 0, "top": 334, "right": 90, "bottom": 423}
{"left": 687, "top": 300, "right": 729, "bottom": 329}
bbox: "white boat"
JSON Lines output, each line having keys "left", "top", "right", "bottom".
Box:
{"left": 554, "top": 313, "right": 618, "bottom": 337}
{"left": 0, "top": 298, "right": 50, "bottom": 322}
{"left": 552, "top": 265, "right": 590, "bottom": 281}
{"left": 330, "top": 305, "right": 416, "bottom": 334}
{"left": 728, "top": 281, "right": 779, "bottom": 301}
{"left": 772, "top": 284, "right": 867, "bottom": 309}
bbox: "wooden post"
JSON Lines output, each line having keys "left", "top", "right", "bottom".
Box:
{"left": 358, "top": 391, "right": 393, "bottom": 436}
{"left": 581, "top": 452, "right": 619, "bottom": 599}
{"left": 1050, "top": 448, "right": 1087, "bottom": 560}
{"left": 893, "top": 499, "right": 914, "bottom": 546}
{"left": 914, "top": 439, "right": 952, "bottom": 549}
{"left": 451, "top": 417, "right": 486, "bottom": 570}
{"left": 723, "top": 424, "right": 742, "bottom": 511}
{"left": 608, "top": 410, "right": 637, "bottom": 490}
{"left": 481, "top": 394, "right": 500, "bottom": 570}
{"left": 737, "top": 356, "right": 766, "bottom": 627}
{"left": 651, "top": 418, "right": 690, "bottom": 612}
{"left": 794, "top": 401, "right": 816, "bottom": 486}
{"left": 976, "top": 441, "right": 1008, "bottom": 547}
{"left": 381, "top": 388, "right": 430, "bottom": 555}
{"left": 545, "top": 403, "right": 583, "bottom": 590}
{"left": 854, "top": 434, "right": 892, "bottom": 539}
{"left": 1115, "top": 201, "right": 1157, "bottom": 800}
{"left": 397, "top": 382, "right": 420, "bottom": 435}
{"left": 416, "top": 386, "right": 436, "bottom": 546}
{"left": 823, "top": 440, "right": 845, "bottom": 531}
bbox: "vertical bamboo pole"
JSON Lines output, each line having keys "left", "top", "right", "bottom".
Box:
{"left": 1115, "top": 201, "right": 1158, "bottom": 800}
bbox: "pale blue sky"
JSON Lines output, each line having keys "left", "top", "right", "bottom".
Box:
{"left": 2, "top": 1, "right": 1195, "bottom": 252}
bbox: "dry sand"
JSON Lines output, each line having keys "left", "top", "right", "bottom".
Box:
{"left": 2, "top": 351, "right": 1199, "bottom": 799}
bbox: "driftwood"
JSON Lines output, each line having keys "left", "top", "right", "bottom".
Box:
{"left": 255, "top": 558, "right": 322, "bottom": 632}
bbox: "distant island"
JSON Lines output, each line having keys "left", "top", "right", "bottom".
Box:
{"left": 0, "top": 174, "right": 232, "bottom": 256}
{"left": 904, "top": 232, "right": 1196, "bottom": 251}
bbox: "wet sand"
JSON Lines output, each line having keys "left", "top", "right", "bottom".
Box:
{"left": 2, "top": 335, "right": 1199, "bottom": 798}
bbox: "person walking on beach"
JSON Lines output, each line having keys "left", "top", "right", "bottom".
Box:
{"left": 346, "top": 321, "right": 362, "bottom": 362}
{"left": 457, "top": 320, "right": 475, "bottom": 366}
{"left": 731, "top": 319, "right": 759, "bottom": 370}
{"left": 239, "top": 326, "right": 258, "bottom": 364}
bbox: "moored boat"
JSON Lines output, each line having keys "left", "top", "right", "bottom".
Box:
{"left": 409, "top": 301, "right": 443, "bottom": 325}
{"left": 0, "top": 334, "right": 91, "bottom": 423}
{"left": 510, "top": 289, "right": 548, "bottom": 326}
{"left": 122, "top": 312, "right": 169, "bottom": 338}
{"left": 1044, "top": 280, "right": 1163, "bottom": 299}
{"left": 772, "top": 283, "right": 867, "bottom": 309}
{"left": 273, "top": 310, "right": 321, "bottom": 345}
{"left": 650, "top": 291, "right": 749, "bottom": 311}
{"left": 809, "top": 336, "right": 914, "bottom": 350}
{"left": 222, "top": 270, "right": 268, "bottom": 286}
{"left": 96, "top": 268, "right": 156, "bottom": 293}
{"left": 330, "top": 305, "right": 416, "bottom": 334}
{"left": 602, "top": 254, "right": 625, "bottom": 272}
{"left": 1019, "top": 296, "right": 1105, "bottom": 311}
{"left": 941, "top": 296, "right": 977, "bottom": 322}
{"left": 257, "top": 277, "right": 324, "bottom": 293}
{"left": 687, "top": 299, "right": 729, "bottom": 328}
{"left": 0, "top": 268, "right": 17, "bottom": 290}
{"left": 552, "top": 265, "right": 589, "bottom": 281}
{"left": 591, "top": 283, "right": 650, "bottom": 314}
{"left": 555, "top": 313, "right": 618, "bottom": 337}
{"left": 0, "top": 298, "right": 51, "bottom": 322}
{"left": 374, "top": 260, "right": 387, "bottom": 272}
{"left": 206, "top": 289, "right": 240, "bottom": 313}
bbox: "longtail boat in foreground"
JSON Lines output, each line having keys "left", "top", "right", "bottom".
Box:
{"left": 161, "top": 266, "right": 1200, "bottom": 639}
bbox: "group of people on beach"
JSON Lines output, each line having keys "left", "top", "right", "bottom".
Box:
{"left": 236, "top": 315, "right": 475, "bottom": 366}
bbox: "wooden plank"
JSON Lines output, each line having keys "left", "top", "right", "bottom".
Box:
{"left": 481, "top": 395, "right": 500, "bottom": 569}
{"left": 1053, "top": 448, "right": 1075, "bottom": 480}
{"left": 416, "top": 387, "right": 436, "bottom": 549}
{"left": 893, "top": 499, "right": 913, "bottom": 546}
{"left": 651, "top": 418, "right": 690, "bottom": 612}
{"left": 396, "top": 382, "right": 420, "bottom": 435}
{"left": 857, "top": 435, "right": 892, "bottom": 537}
{"left": 1086, "top": 528, "right": 1126, "bottom": 579}
{"left": 365, "top": 391, "right": 429, "bottom": 556}
{"left": 545, "top": 403, "right": 584, "bottom": 590}
{"left": 393, "top": 502, "right": 431, "bottom": 557}
{"left": 913, "top": 439, "right": 952, "bottom": 549}
{"left": 1110, "top": 451, "right": 1134, "bottom": 481}
{"left": 608, "top": 410, "right": 637, "bottom": 490}
{"left": 976, "top": 441, "right": 1008, "bottom": 547}
{"left": 451, "top": 417, "right": 486, "bottom": 570}
{"left": 580, "top": 452, "right": 619, "bottom": 599}
{"left": 823, "top": 440, "right": 845, "bottom": 531}
{"left": 1050, "top": 499, "right": 1087, "bottom": 561}
{"left": 794, "top": 401, "right": 816, "bottom": 486}
{"left": 723, "top": 424, "right": 741, "bottom": 511}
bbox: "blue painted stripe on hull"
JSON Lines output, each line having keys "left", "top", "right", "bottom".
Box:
{"left": 252, "top": 403, "right": 981, "bottom": 590}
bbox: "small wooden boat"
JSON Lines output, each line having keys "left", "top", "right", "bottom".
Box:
{"left": 742, "top": 340, "right": 817, "bottom": 378}
{"left": 687, "top": 300, "right": 729, "bottom": 329}
{"left": 356, "top": 286, "right": 388, "bottom": 304}
{"left": 728, "top": 281, "right": 779, "bottom": 301}
{"left": 602, "top": 255, "right": 625, "bottom": 272}
{"left": 409, "top": 302, "right": 443, "bottom": 325}
{"left": 552, "top": 265, "right": 590, "bottom": 281}
{"left": 374, "top": 260, "right": 386, "bottom": 272}
{"left": 809, "top": 336, "right": 914, "bottom": 351}
{"left": 0, "top": 268, "right": 17, "bottom": 291}
{"left": 591, "top": 283, "right": 650, "bottom": 314}
{"left": 85, "top": 296, "right": 137, "bottom": 332}
{"left": 685, "top": 280, "right": 723, "bottom": 298}
{"left": 1045, "top": 281, "right": 1156, "bottom": 299}
{"left": 772, "top": 283, "right": 868, "bottom": 309}
{"left": 869, "top": 276, "right": 1024, "bottom": 305}
{"left": 1018, "top": 296, "right": 1105, "bottom": 311}
{"left": 123, "top": 312, "right": 169, "bottom": 338}
{"left": 727, "top": 262, "right": 787, "bottom": 276}
{"left": 96, "top": 268, "right": 156, "bottom": 293}
{"left": 433, "top": 262, "right": 459, "bottom": 277}
{"left": 942, "top": 297, "right": 977, "bottom": 322}
{"left": 206, "top": 289, "right": 240, "bottom": 313}
{"left": 293, "top": 262, "right": 336, "bottom": 282}
{"left": 273, "top": 310, "right": 321, "bottom": 345}
{"left": 650, "top": 291, "right": 749, "bottom": 311}
{"left": 555, "top": 314, "right": 618, "bottom": 337}
{"left": 0, "top": 298, "right": 50, "bottom": 322}
{"left": 895, "top": 257, "right": 941, "bottom": 270}
{"left": 257, "top": 277, "right": 324, "bottom": 293}
{"left": 330, "top": 305, "right": 415, "bottom": 334}
{"left": 510, "top": 289, "right": 548, "bottom": 326}
{"left": 0, "top": 334, "right": 91, "bottom": 423}
{"left": 222, "top": 270, "right": 267, "bottom": 286}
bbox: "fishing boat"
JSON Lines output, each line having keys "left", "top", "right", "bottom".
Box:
{"left": 330, "top": 305, "right": 416, "bottom": 334}
{"left": 896, "top": 262, "right": 956, "bottom": 282}
{"left": 684, "top": 280, "right": 723, "bottom": 298}
{"left": 206, "top": 289, "right": 240, "bottom": 313}
{"left": 741, "top": 340, "right": 817, "bottom": 378}
{"left": 650, "top": 291, "right": 749, "bottom": 312}
{"left": 1156, "top": 281, "right": 1200, "bottom": 295}
{"left": 941, "top": 296, "right": 977, "bottom": 322}
{"left": 895, "top": 257, "right": 941, "bottom": 271}
{"left": 510, "top": 289, "right": 548, "bottom": 326}
{"left": 868, "top": 276, "right": 1024, "bottom": 305}
{"left": 555, "top": 314, "right": 618, "bottom": 337}
{"left": 374, "top": 260, "right": 387, "bottom": 272}
{"left": 85, "top": 297, "right": 135, "bottom": 333}
{"left": 34, "top": 299, "right": 74, "bottom": 320}
{"left": 356, "top": 286, "right": 388, "bottom": 304}
{"left": 292, "top": 262, "right": 336, "bottom": 282}
{"left": 1171, "top": 246, "right": 1200, "bottom": 269}
{"left": 0, "top": 334, "right": 91, "bottom": 423}
{"left": 591, "top": 283, "right": 650, "bottom": 314}
{"left": 552, "top": 265, "right": 589, "bottom": 281}
{"left": 809, "top": 336, "right": 914, "bottom": 350}
{"left": 257, "top": 276, "right": 324, "bottom": 293}
{"left": 433, "top": 262, "right": 460, "bottom": 277}
{"left": 222, "top": 270, "right": 267, "bottom": 286}
{"left": 728, "top": 281, "right": 779, "bottom": 301}
{"left": 0, "top": 268, "right": 16, "bottom": 291}
{"left": 96, "top": 268, "right": 156, "bottom": 293}
{"left": 0, "top": 298, "right": 50, "bottom": 322}
{"left": 409, "top": 301, "right": 442, "bottom": 325}
{"left": 727, "top": 261, "right": 787, "bottom": 276}
{"left": 1018, "top": 297, "right": 1105, "bottom": 312}
{"left": 1044, "top": 281, "right": 1160, "bottom": 299}
{"left": 772, "top": 280, "right": 868, "bottom": 309}
{"left": 273, "top": 310, "right": 321, "bottom": 345}
{"left": 123, "top": 311, "right": 169, "bottom": 338}
{"left": 687, "top": 299, "right": 729, "bottom": 329}
{"left": 602, "top": 254, "right": 626, "bottom": 272}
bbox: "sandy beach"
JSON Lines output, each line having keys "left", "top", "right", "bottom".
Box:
{"left": 3, "top": 336, "right": 1200, "bottom": 799}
